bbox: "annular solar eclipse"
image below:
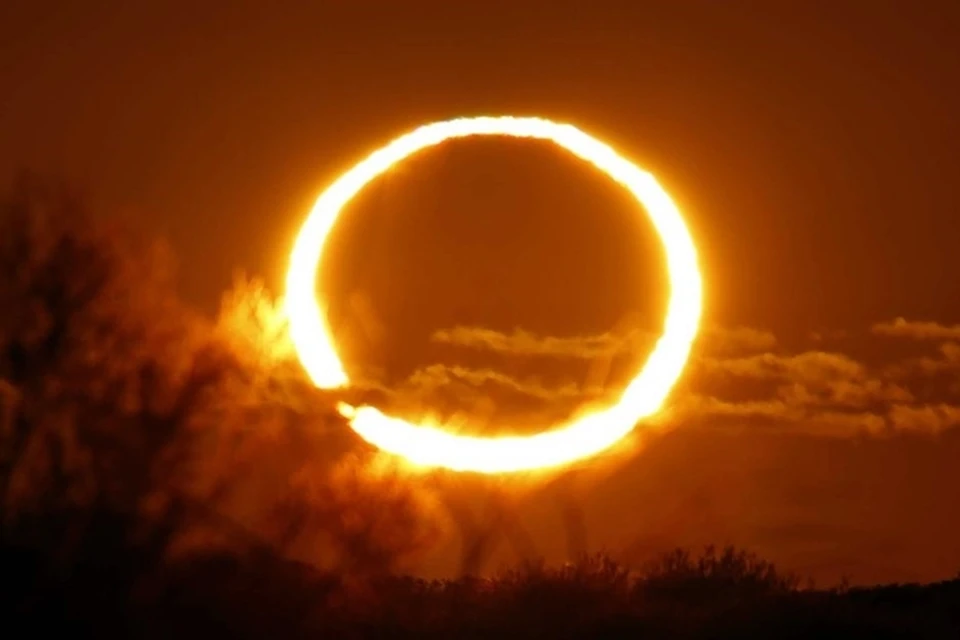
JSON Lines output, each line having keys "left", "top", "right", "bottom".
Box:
{"left": 286, "top": 116, "right": 702, "bottom": 473}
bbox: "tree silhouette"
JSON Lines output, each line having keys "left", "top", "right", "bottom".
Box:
{"left": 0, "top": 172, "right": 242, "bottom": 592}
{"left": 0, "top": 174, "right": 446, "bottom": 597}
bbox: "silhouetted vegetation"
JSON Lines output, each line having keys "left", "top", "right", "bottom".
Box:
{"left": 1, "top": 174, "right": 958, "bottom": 637}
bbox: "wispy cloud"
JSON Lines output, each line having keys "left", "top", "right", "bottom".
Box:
{"left": 430, "top": 326, "right": 647, "bottom": 360}
{"left": 872, "top": 318, "right": 960, "bottom": 341}
{"left": 406, "top": 364, "right": 594, "bottom": 402}
{"left": 384, "top": 318, "right": 960, "bottom": 438}
{"left": 697, "top": 351, "right": 865, "bottom": 381}
{"left": 885, "top": 341, "right": 960, "bottom": 378}
{"left": 888, "top": 403, "right": 960, "bottom": 434}
{"left": 430, "top": 323, "right": 776, "bottom": 360}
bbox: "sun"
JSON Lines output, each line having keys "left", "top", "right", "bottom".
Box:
{"left": 285, "top": 116, "right": 702, "bottom": 473}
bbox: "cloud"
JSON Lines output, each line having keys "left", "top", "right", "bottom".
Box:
{"left": 672, "top": 395, "right": 795, "bottom": 421}
{"left": 885, "top": 341, "right": 960, "bottom": 379}
{"left": 406, "top": 364, "right": 595, "bottom": 402}
{"left": 430, "top": 323, "right": 776, "bottom": 361}
{"left": 667, "top": 394, "right": 889, "bottom": 438}
{"left": 430, "top": 325, "right": 646, "bottom": 360}
{"left": 871, "top": 318, "right": 960, "bottom": 341}
{"left": 887, "top": 404, "right": 960, "bottom": 434}
{"left": 698, "top": 351, "right": 865, "bottom": 382}
{"left": 393, "top": 319, "right": 960, "bottom": 439}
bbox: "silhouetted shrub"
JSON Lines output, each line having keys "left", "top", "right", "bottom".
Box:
{"left": 638, "top": 545, "right": 801, "bottom": 605}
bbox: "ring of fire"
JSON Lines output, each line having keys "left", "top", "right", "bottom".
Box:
{"left": 285, "top": 116, "right": 702, "bottom": 473}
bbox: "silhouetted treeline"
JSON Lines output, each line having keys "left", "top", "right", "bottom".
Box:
{"left": 4, "top": 541, "right": 959, "bottom": 638}
{"left": 1, "top": 174, "right": 959, "bottom": 638}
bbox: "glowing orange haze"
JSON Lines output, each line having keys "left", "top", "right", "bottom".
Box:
{"left": 285, "top": 116, "right": 703, "bottom": 474}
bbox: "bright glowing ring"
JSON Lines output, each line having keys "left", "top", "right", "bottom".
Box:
{"left": 286, "top": 116, "right": 702, "bottom": 473}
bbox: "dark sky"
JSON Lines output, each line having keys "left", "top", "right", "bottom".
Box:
{"left": 3, "top": 1, "right": 960, "bottom": 584}
{"left": 3, "top": 1, "right": 958, "bottom": 330}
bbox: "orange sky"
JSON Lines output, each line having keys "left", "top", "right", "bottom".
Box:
{"left": 2, "top": 1, "right": 959, "bottom": 584}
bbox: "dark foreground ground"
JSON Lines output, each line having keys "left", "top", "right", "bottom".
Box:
{"left": 3, "top": 530, "right": 958, "bottom": 639}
